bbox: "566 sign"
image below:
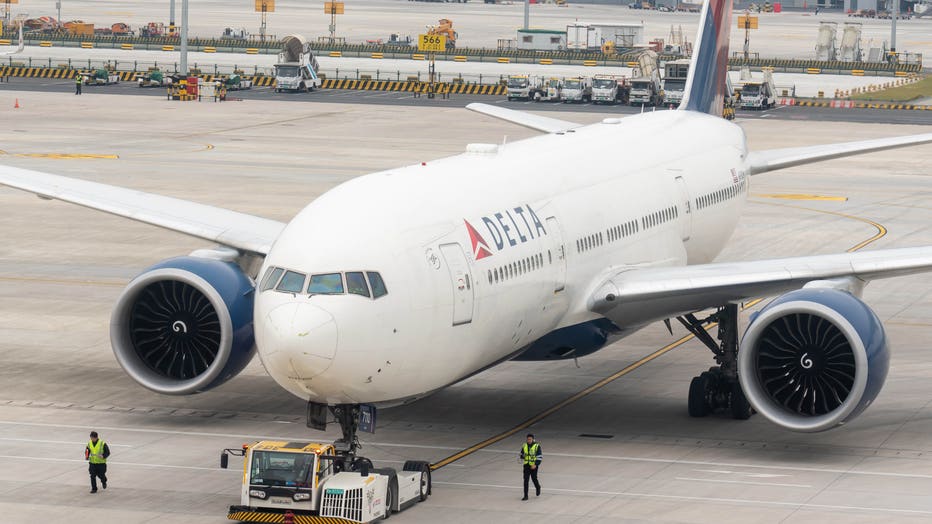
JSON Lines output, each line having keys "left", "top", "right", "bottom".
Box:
{"left": 418, "top": 34, "right": 446, "bottom": 52}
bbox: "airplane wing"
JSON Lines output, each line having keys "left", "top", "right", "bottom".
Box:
{"left": 588, "top": 246, "right": 932, "bottom": 327}
{"left": 465, "top": 103, "right": 582, "bottom": 133}
{"left": 0, "top": 165, "right": 285, "bottom": 255}
{"left": 748, "top": 133, "right": 932, "bottom": 175}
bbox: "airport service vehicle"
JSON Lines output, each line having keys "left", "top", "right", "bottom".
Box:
{"left": 662, "top": 58, "right": 691, "bottom": 107}
{"left": 274, "top": 34, "right": 321, "bottom": 93}
{"left": 224, "top": 74, "right": 253, "bottom": 91}
{"left": 5, "top": 0, "right": 932, "bottom": 453}
{"left": 739, "top": 69, "right": 777, "bottom": 109}
{"left": 506, "top": 75, "right": 543, "bottom": 101}
{"left": 80, "top": 69, "right": 119, "bottom": 85}
{"left": 137, "top": 70, "right": 173, "bottom": 88}
{"left": 591, "top": 75, "right": 630, "bottom": 104}
{"left": 562, "top": 77, "right": 592, "bottom": 103}
{"left": 223, "top": 441, "right": 430, "bottom": 523}
{"left": 628, "top": 77, "right": 662, "bottom": 106}
{"left": 538, "top": 77, "right": 563, "bottom": 102}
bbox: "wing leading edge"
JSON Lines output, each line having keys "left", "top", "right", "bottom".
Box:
{"left": 748, "top": 133, "right": 932, "bottom": 175}
{"left": 465, "top": 103, "right": 582, "bottom": 133}
{"left": 0, "top": 165, "right": 285, "bottom": 255}
{"left": 589, "top": 246, "right": 932, "bottom": 327}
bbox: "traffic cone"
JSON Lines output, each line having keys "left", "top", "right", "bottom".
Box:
{"left": 14, "top": 98, "right": 19, "bottom": 109}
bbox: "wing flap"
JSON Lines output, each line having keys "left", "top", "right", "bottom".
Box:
{"left": 0, "top": 165, "right": 285, "bottom": 255}
{"left": 466, "top": 102, "right": 582, "bottom": 133}
{"left": 748, "top": 133, "right": 932, "bottom": 175}
{"left": 590, "top": 246, "right": 932, "bottom": 327}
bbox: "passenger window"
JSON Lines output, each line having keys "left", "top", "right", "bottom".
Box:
{"left": 346, "top": 272, "right": 370, "bottom": 297}
{"left": 308, "top": 273, "right": 344, "bottom": 295}
{"left": 277, "top": 270, "right": 307, "bottom": 293}
{"left": 366, "top": 272, "right": 388, "bottom": 298}
{"left": 261, "top": 267, "right": 285, "bottom": 292}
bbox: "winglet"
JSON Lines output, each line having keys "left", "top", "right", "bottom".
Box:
{"left": 680, "top": 0, "right": 733, "bottom": 116}
{"left": 466, "top": 103, "right": 582, "bottom": 134}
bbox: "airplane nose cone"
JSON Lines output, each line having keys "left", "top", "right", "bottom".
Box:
{"left": 262, "top": 302, "right": 338, "bottom": 382}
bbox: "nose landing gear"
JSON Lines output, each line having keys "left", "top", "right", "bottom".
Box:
{"left": 306, "top": 401, "right": 365, "bottom": 458}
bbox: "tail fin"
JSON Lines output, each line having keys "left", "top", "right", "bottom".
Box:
{"left": 680, "top": 0, "right": 733, "bottom": 115}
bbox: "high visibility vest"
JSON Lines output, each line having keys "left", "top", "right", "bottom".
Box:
{"left": 76, "top": 76, "right": 82, "bottom": 84}
{"left": 88, "top": 440, "right": 106, "bottom": 464}
{"left": 522, "top": 443, "right": 540, "bottom": 466}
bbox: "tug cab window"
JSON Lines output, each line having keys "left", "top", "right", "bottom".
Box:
{"left": 367, "top": 272, "right": 388, "bottom": 298}
{"left": 308, "top": 273, "right": 344, "bottom": 295}
{"left": 276, "top": 270, "right": 307, "bottom": 293}
{"left": 345, "top": 272, "right": 370, "bottom": 297}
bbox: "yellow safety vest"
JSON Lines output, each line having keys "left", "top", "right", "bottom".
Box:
{"left": 522, "top": 443, "right": 540, "bottom": 466}
{"left": 88, "top": 440, "right": 106, "bottom": 464}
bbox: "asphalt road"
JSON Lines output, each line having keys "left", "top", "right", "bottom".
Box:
{"left": 3, "top": 76, "right": 932, "bottom": 126}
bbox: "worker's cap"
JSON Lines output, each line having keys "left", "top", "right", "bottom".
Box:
{"left": 89, "top": 431, "right": 98, "bottom": 438}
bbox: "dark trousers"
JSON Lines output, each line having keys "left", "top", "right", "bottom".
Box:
{"left": 523, "top": 464, "right": 540, "bottom": 496}
{"left": 89, "top": 463, "right": 107, "bottom": 490}
{"left": 75, "top": 84, "right": 82, "bottom": 95}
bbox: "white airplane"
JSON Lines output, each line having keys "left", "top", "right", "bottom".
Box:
{"left": 0, "top": 22, "right": 24, "bottom": 56}
{"left": 3, "top": 0, "right": 932, "bottom": 450}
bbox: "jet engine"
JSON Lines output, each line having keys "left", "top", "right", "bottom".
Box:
{"left": 110, "top": 256, "right": 256, "bottom": 395}
{"left": 738, "top": 288, "right": 889, "bottom": 432}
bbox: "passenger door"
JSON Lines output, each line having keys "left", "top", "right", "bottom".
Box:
{"left": 545, "top": 216, "right": 566, "bottom": 292}
{"left": 673, "top": 175, "right": 692, "bottom": 242}
{"left": 439, "top": 243, "right": 474, "bottom": 326}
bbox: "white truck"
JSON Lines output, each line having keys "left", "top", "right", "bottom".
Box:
{"left": 506, "top": 75, "right": 543, "bottom": 101}
{"left": 274, "top": 34, "right": 322, "bottom": 93}
{"left": 591, "top": 75, "right": 630, "bottom": 104}
{"left": 738, "top": 69, "right": 777, "bottom": 110}
{"left": 562, "top": 77, "right": 592, "bottom": 103}
{"left": 629, "top": 77, "right": 663, "bottom": 106}
{"left": 628, "top": 50, "right": 663, "bottom": 106}
{"left": 661, "top": 58, "right": 691, "bottom": 107}
{"left": 224, "top": 74, "right": 254, "bottom": 91}
{"left": 537, "top": 77, "right": 564, "bottom": 102}
{"left": 223, "top": 440, "right": 430, "bottom": 523}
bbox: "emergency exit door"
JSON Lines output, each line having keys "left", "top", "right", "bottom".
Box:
{"left": 439, "top": 243, "right": 474, "bottom": 326}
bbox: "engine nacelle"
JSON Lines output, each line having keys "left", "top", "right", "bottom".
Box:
{"left": 738, "top": 288, "right": 889, "bottom": 432}
{"left": 110, "top": 256, "right": 256, "bottom": 395}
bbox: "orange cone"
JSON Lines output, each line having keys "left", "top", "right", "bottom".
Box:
{"left": 14, "top": 98, "right": 19, "bottom": 109}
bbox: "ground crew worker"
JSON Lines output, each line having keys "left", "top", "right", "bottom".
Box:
{"left": 85, "top": 430, "right": 110, "bottom": 493}
{"left": 519, "top": 433, "right": 542, "bottom": 500}
{"left": 75, "top": 74, "right": 82, "bottom": 95}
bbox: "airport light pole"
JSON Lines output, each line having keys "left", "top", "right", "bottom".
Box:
{"left": 524, "top": 0, "right": 530, "bottom": 31}
{"left": 56, "top": 1, "right": 61, "bottom": 27}
{"left": 180, "top": 0, "right": 188, "bottom": 75}
{"left": 890, "top": 0, "right": 897, "bottom": 59}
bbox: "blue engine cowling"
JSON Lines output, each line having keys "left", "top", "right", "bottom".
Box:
{"left": 110, "top": 256, "right": 256, "bottom": 395}
{"left": 738, "top": 288, "right": 889, "bottom": 432}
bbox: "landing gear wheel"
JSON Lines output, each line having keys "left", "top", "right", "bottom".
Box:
{"left": 688, "top": 373, "right": 711, "bottom": 417}
{"left": 730, "top": 383, "right": 752, "bottom": 420}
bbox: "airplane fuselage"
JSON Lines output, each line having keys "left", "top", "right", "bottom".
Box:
{"left": 255, "top": 110, "right": 749, "bottom": 406}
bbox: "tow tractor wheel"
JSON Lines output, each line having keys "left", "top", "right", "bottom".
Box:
{"left": 383, "top": 482, "right": 395, "bottom": 519}
{"left": 403, "top": 460, "right": 431, "bottom": 500}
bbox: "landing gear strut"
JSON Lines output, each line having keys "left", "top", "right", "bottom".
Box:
{"left": 307, "top": 401, "right": 363, "bottom": 458}
{"left": 677, "top": 304, "right": 753, "bottom": 420}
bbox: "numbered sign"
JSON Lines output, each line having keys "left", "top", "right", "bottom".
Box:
{"left": 418, "top": 34, "right": 446, "bottom": 52}
{"left": 324, "top": 2, "right": 345, "bottom": 14}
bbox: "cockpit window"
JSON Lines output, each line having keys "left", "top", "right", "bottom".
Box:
{"left": 308, "top": 273, "right": 344, "bottom": 295}
{"left": 276, "top": 270, "right": 306, "bottom": 293}
{"left": 367, "top": 272, "right": 388, "bottom": 298}
{"left": 345, "top": 272, "right": 370, "bottom": 297}
{"left": 261, "top": 267, "right": 284, "bottom": 292}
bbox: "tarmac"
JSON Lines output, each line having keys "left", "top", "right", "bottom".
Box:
{"left": 1, "top": 88, "right": 932, "bottom": 524}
